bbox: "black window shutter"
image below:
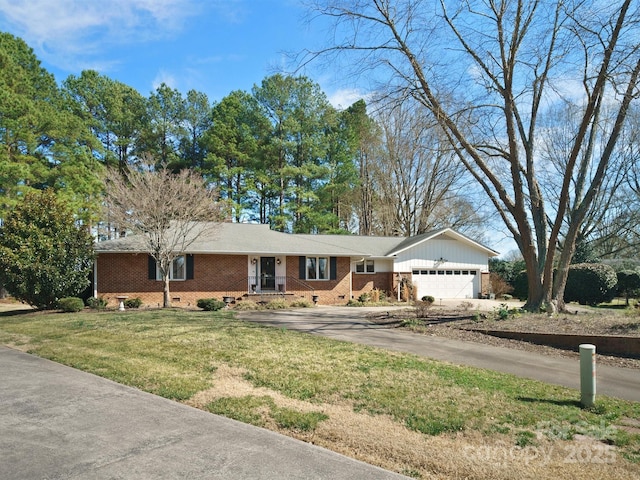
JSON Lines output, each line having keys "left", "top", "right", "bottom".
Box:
{"left": 186, "top": 254, "right": 194, "bottom": 280}
{"left": 330, "top": 257, "right": 337, "bottom": 280}
{"left": 299, "top": 256, "right": 306, "bottom": 279}
{"left": 148, "top": 255, "right": 156, "bottom": 280}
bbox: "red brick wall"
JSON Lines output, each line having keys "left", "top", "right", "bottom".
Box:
{"left": 352, "top": 272, "right": 394, "bottom": 300}
{"left": 97, "top": 253, "right": 247, "bottom": 307}
{"left": 284, "top": 256, "right": 351, "bottom": 305}
{"left": 97, "top": 253, "right": 355, "bottom": 307}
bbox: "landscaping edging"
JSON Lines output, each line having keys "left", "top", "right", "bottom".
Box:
{"left": 470, "top": 329, "right": 640, "bottom": 358}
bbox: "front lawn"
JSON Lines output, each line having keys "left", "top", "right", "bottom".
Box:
{"left": 1, "top": 308, "right": 639, "bottom": 479}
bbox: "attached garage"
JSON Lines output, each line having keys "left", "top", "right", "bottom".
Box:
{"left": 411, "top": 269, "right": 479, "bottom": 300}
{"left": 387, "top": 229, "right": 499, "bottom": 299}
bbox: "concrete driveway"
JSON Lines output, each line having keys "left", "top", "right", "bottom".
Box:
{"left": 235, "top": 306, "right": 640, "bottom": 403}
{"left": 0, "top": 346, "right": 408, "bottom": 480}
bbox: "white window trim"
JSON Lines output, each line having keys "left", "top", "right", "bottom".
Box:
{"left": 157, "top": 255, "right": 186, "bottom": 281}
{"left": 355, "top": 259, "right": 375, "bottom": 274}
{"left": 306, "top": 256, "right": 329, "bottom": 281}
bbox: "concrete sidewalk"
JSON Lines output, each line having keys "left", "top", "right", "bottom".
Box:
{"left": 236, "top": 306, "right": 640, "bottom": 403}
{"left": 0, "top": 346, "right": 407, "bottom": 480}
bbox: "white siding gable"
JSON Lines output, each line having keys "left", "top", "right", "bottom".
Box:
{"left": 393, "top": 233, "right": 490, "bottom": 272}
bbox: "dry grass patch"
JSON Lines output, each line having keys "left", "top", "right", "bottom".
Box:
{"left": 187, "top": 362, "right": 638, "bottom": 479}
{"left": 1, "top": 309, "right": 639, "bottom": 479}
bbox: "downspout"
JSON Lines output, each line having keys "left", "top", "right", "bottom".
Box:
{"left": 349, "top": 258, "right": 353, "bottom": 301}
{"left": 93, "top": 258, "right": 98, "bottom": 299}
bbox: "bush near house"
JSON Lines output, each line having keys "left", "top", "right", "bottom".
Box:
{"left": 512, "top": 264, "right": 620, "bottom": 306}
{"left": 124, "top": 297, "right": 143, "bottom": 309}
{"left": 617, "top": 270, "right": 640, "bottom": 305}
{"left": 197, "top": 298, "right": 226, "bottom": 311}
{"left": 564, "top": 263, "right": 618, "bottom": 306}
{"left": 86, "top": 296, "right": 108, "bottom": 310}
{"left": 58, "top": 297, "right": 85, "bottom": 312}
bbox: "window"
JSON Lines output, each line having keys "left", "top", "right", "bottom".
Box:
{"left": 356, "top": 259, "right": 375, "bottom": 273}
{"left": 158, "top": 255, "right": 186, "bottom": 280}
{"left": 307, "top": 256, "right": 329, "bottom": 280}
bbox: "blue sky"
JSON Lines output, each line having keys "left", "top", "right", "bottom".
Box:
{"left": 0, "top": 0, "right": 518, "bottom": 254}
{"left": 0, "top": 0, "right": 365, "bottom": 108}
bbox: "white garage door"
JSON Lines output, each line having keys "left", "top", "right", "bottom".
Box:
{"left": 412, "top": 269, "right": 478, "bottom": 299}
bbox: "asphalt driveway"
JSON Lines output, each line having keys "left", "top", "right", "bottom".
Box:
{"left": 0, "top": 345, "right": 407, "bottom": 480}
{"left": 235, "top": 306, "right": 640, "bottom": 403}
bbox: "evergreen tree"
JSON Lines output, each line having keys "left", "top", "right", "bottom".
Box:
{"left": 0, "top": 33, "right": 103, "bottom": 223}
{"left": 0, "top": 190, "right": 95, "bottom": 309}
{"left": 204, "top": 90, "right": 268, "bottom": 222}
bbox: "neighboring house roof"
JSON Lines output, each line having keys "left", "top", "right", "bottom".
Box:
{"left": 95, "top": 222, "right": 499, "bottom": 258}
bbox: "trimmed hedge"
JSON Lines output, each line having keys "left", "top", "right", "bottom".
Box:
{"left": 197, "top": 298, "right": 226, "bottom": 311}
{"left": 504, "top": 264, "right": 620, "bottom": 306}
{"left": 564, "top": 263, "right": 618, "bottom": 306}
{"left": 58, "top": 297, "right": 85, "bottom": 312}
{"left": 124, "top": 297, "right": 143, "bottom": 309}
{"left": 86, "top": 296, "right": 107, "bottom": 310}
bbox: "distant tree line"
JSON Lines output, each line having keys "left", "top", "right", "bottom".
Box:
{"left": 0, "top": 31, "right": 485, "bottom": 239}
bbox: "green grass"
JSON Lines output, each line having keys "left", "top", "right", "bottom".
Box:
{"left": 1, "top": 308, "right": 639, "bottom": 459}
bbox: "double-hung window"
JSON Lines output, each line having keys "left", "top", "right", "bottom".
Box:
{"left": 355, "top": 259, "right": 375, "bottom": 273}
{"left": 157, "top": 255, "right": 186, "bottom": 280}
{"left": 306, "top": 256, "right": 329, "bottom": 280}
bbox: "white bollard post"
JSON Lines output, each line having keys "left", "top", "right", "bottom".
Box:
{"left": 579, "top": 344, "right": 596, "bottom": 408}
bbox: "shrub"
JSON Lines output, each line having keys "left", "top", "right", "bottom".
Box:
{"left": 564, "top": 263, "right": 618, "bottom": 306}
{"left": 370, "top": 288, "right": 381, "bottom": 303}
{"left": 512, "top": 270, "right": 529, "bottom": 300}
{"left": 347, "top": 299, "right": 365, "bottom": 307}
{"left": 421, "top": 295, "right": 435, "bottom": 304}
{"left": 502, "top": 294, "right": 513, "bottom": 301}
{"left": 490, "top": 272, "right": 514, "bottom": 298}
{"left": 265, "top": 299, "right": 288, "bottom": 309}
{"left": 233, "top": 300, "right": 262, "bottom": 311}
{"left": 617, "top": 270, "right": 640, "bottom": 305}
{"left": 86, "top": 296, "right": 107, "bottom": 310}
{"left": 197, "top": 298, "right": 226, "bottom": 311}
{"left": 358, "top": 292, "right": 370, "bottom": 303}
{"left": 58, "top": 297, "right": 84, "bottom": 312}
{"left": 290, "top": 299, "right": 312, "bottom": 308}
{"left": 400, "top": 277, "right": 415, "bottom": 302}
{"left": 0, "top": 189, "right": 94, "bottom": 309}
{"left": 124, "top": 297, "right": 142, "bottom": 309}
{"left": 458, "top": 301, "right": 474, "bottom": 311}
{"left": 415, "top": 300, "right": 433, "bottom": 318}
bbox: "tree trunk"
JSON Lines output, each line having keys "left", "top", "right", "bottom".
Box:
{"left": 523, "top": 254, "right": 545, "bottom": 312}
{"left": 163, "top": 274, "right": 171, "bottom": 308}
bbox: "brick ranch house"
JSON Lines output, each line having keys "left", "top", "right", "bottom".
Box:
{"left": 93, "top": 223, "right": 499, "bottom": 307}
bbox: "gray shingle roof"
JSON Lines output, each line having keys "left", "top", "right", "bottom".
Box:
{"left": 95, "top": 222, "right": 387, "bottom": 256}
{"left": 95, "top": 222, "right": 498, "bottom": 257}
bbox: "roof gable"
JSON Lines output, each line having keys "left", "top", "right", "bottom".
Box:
{"left": 386, "top": 228, "right": 499, "bottom": 257}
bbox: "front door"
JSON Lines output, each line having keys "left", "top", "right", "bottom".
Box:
{"left": 260, "top": 257, "right": 276, "bottom": 290}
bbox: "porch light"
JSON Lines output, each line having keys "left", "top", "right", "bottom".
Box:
{"left": 251, "top": 258, "right": 257, "bottom": 264}
{"left": 276, "top": 258, "right": 281, "bottom": 265}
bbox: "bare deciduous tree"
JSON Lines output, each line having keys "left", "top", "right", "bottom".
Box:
{"left": 371, "top": 98, "right": 486, "bottom": 236}
{"left": 104, "top": 159, "right": 225, "bottom": 307}
{"left": 305, "top": 0, "right": 640, "bottom": 312}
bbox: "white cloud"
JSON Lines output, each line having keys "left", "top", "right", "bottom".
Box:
{"left": 152, "top": 70, "right": 178, "bottom": 91}
{"left": 327, "top": 88, "right": 369, "bottom": 110}
{"left": 0, "top": 0, "right": 198, "bottom": 70}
